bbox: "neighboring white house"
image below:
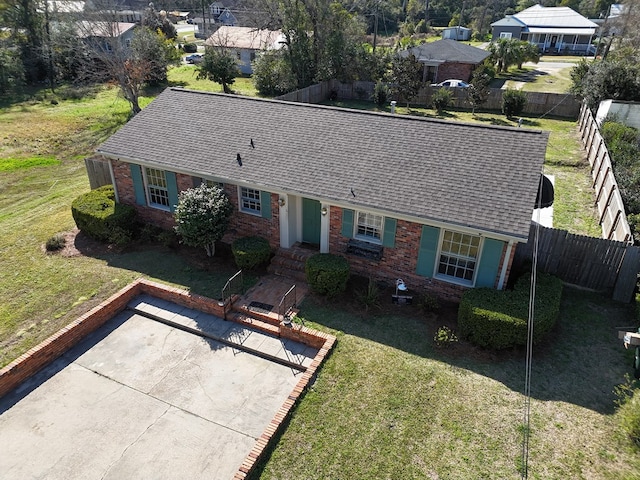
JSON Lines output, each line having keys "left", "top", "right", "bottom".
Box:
{"left": 204, "top": 26, "right": 284, "bottom": 74}
{"left": 491, "top": 5, "right": 598, "bottom": 54}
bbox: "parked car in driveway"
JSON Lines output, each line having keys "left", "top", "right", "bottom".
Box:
{"left": 186, "top": 54, "right": 203, "bottom": 64}
{"left": 431, "top": 79, "right": 470, "bottom": 88}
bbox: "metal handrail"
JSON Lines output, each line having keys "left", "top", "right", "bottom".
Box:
{"left": 278, "top": 285, "right": 297, "bottom": 325}
{"left": 221, "top": 270, "right": 243, "bottom": 320}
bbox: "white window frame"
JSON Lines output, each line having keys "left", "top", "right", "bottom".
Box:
{"left": 354, "top": 211, "right": 383, "bottom": 244}
{"left": 238, "top": 186, "right": 261, "bottom": 215}
{"left": 435, "top": 229, "right": 481, "bottom": 286}
{"left": 499, "top": 32, "right": 512, "bottom": 39}
{"left": 144, "top": 167, "right": 170, "bottom": 210}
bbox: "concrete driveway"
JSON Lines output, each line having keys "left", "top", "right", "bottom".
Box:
{"left": 0, "top": 295, "right": 317, "bottom": 479}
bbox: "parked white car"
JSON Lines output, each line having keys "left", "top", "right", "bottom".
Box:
{"left": 431, "top": 79, "right": 470, "bottom": 88}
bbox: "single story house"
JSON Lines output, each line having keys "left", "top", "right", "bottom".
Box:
{"left": 442, "top": 26, "right": 471, "bottom": 41}
{"left": 76, "top": 21, "right": 136, "bottom": 51}
{"left": 96, "top": 88, "right": 548, "bottom": 301}
{"left": 491, "top": 5, "right": 598, "bottom": 54}
{"left": 204, "top": 26, "right": 283, "bottom": 74}
{"left": 399, "top": 39, "right": 490, "bottom": 83}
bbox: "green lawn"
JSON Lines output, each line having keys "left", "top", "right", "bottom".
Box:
{"left": 254, "top": 290, "right": 640, "bottom": 479}
{"left": 168, "top": 65, "right": 258, "bottom": 96}
{"left": 1, "top": 81, "right": 636, "bottom": 479}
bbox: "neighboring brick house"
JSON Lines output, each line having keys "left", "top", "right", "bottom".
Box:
{"left": 491, "top": 5, "right": 598, "bottom": 55}
{"left": 96, "top": 88, "right": 548, "bottom": 300}
{"left": 398, "top": 39, "right": 490, "bottom": 84}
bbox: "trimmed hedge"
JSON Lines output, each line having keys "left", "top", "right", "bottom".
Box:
{"left": 458, "top": 272, "right": 563, "bottom": 349}
{"left": 231, "top": 236, "right": 271, "bottom": 270}
{"left": 305, "top": 253, "right": 350, "bottom": 297}
{"left": 71, "top": 185, "right": 137, "bottom": 244}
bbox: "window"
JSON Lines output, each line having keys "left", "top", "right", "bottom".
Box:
{"left": 239, "top": 187, "right": 261, "bottom": 214}
{"left": 355, "top": 211, "right": 383, "bottom": 243}
{"left": 145, "top": 167, "right": 170, "bottom": 208}
{"left": 499, "top": 32, "right": 512, "bottom": 39}
{"left": 437, "top": 230, "right": 480, "bottom": 283}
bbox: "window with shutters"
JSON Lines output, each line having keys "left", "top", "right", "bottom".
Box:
{"left": 355, "top": 211, "right": 383, "bottom": 243}
{"left": 144, "top": 168, "right": 170, "bottom": 209}
{"left": 436, "top": 230, "right": 480, "bottom": 284}
{"left": 239, "top": 186, "right": 261, "bottom": 215}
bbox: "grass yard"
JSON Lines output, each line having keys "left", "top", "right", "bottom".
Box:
{"left": 493, "top": 66, "right": 574, "bottom": 94}
{"left": 1, "top": 81, "right": 636, "bottom": 479}
{"left": 168, "top": 65, "right": 259, "bottom": 96}
{"left": 254, "top": 288, "right": 640, "bottom": 479}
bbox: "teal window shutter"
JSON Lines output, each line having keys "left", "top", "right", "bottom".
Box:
{"left": 382, "top": 217, "right": 397, "bottom": 248}
{"left": 260, "top": 191, "right": 271, "bottom": 219}
{"left": 475, "top": 239, "right": 505, "bottom": 287}
{"left": 416, "top": 225, "right": 440, "bottom": 277}
{"left": 165, "top": 171, "right": 179, "bottom": 212}
{"left": 130, "top": 164, "right": 146, "bottom": 206}
{"left": 341, "top": 209, "right": 354, "bottom": 238}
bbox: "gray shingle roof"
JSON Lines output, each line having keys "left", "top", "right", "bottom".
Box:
{"left": 97, "top": 88, "right": 549, "bottom": 240}
{"left": 402, "top": 39, "right": 490, "bottom": 64}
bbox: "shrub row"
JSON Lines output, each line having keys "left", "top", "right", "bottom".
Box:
{"left": 458, "top": 272, "right": 563, "bottom": 349}
{"left": 71, "top": 185, "right": 137, "bottom": 245}
{"left": 601, "top": 121, "right": 640, "bottom": 242}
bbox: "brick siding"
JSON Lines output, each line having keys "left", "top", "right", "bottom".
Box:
{"left": 435, "top": 62, "right": 476, "bottom": 83}
{"left": 328, "top": 207, "right": 513, "bottom": 302}
{"left": 112, "top": 159, "right": 280, "bottom": 247}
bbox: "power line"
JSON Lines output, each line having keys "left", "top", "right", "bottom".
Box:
{"left": 522, "top": 174, "right": 542, "bottom": 479}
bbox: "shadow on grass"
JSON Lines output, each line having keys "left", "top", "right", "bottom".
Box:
{"left": 297, "top": 285, "right": 635, "bottom": 414}
{"left": 72, "top": 233, "right": 256, "bottom": 300}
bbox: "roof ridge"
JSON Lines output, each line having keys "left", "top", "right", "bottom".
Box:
{"left": 167, "top": 87, "right": 545, "bottom": 136}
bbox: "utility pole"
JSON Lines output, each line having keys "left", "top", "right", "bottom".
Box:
{"left": 373, "top": 6, "right": 378, "bottom": 52}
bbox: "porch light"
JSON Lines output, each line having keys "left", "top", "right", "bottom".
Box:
{"left": 278, "top": 197, "right": 286, "bottom": 207}
{"left": 321, "top": 206, "right": 328, "bottom": 216}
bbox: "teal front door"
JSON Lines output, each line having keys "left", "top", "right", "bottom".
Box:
{"left": 302, "top": 198, "right": 321, "bottom": 245}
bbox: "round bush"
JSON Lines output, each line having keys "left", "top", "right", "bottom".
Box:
{"left": 305, "top": 253, "right": 350, "bottom": 297}
{"left": 45, "top": 233, "right": 66, "bottom": 251}
{"left": 231, "top": 236, "right": 271, "bottom": 270}
{"left": 71, "top": 185, "right": 137, "bottom": 243}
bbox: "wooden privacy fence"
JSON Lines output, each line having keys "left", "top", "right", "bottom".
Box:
{"left": 277, "top": 79, "right": 582, "bottom": 118}
{"left": 84, "top": 155, "right": 112, "bottom": 190}
{"left": 514, "top": 224, "right": 639, "bottom": 302}
{"left": 578, "top": 102, "right": 633, "bottom": 243}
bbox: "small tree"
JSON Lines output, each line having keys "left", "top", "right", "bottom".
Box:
{"left": 197, "top": 48, "right": 240, "bottom": 93}
{"left": 502, "top": 88, "right": 527, "bottom": 119}
{"left": 468, "top": 63, "right": 493, "bottom": 114}
{"left": 431, "top": 88, "right": 453, "bottom": 114}
{"left": 174, "top": 184, "right": 233, "bottom": 257}
{"left": 391, "top": 53, "right": 423, "bottom": 108}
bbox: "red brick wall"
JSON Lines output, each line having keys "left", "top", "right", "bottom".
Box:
{"left": 112, "top": 160, "right": 279, "bottom": 247}
{"left": 328, "top": 207, "right": 513, "bottom": 302}
{"left": 435, "top": 62, "right": 476, "bottom": 83}
{"left": 224, "top": 186, "right": 280, "bottom": 249}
